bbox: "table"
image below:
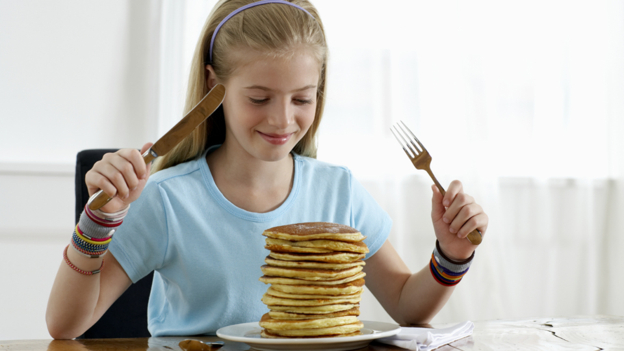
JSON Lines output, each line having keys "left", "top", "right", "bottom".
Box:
{"left": 1, "top": 315, "right": 622, "bottom": 350}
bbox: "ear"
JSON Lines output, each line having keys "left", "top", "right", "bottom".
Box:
{"left": 205, "top": 64, "right": 218, "bottom": 90}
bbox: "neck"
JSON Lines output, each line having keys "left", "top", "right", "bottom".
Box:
{"left": 206, "top": 142, "right": 294, "bottom": 213}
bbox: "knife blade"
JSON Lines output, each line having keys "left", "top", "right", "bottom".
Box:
{"left": 87, "top": 83, "right": 226, "bottom": 211}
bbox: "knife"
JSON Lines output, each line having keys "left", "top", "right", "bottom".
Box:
{"left": 87, "top": 83, "right": 226, "bottom": 211}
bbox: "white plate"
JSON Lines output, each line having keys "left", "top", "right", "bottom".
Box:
{"left": 216, "top": 320, "right": 400, "bottom": 351}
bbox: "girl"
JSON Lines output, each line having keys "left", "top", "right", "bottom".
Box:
{"left": 46, "top": 0, "right": 488, "bottom": 339}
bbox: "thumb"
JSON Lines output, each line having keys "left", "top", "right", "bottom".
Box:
{"left": 140, "top": 142, "right": 154, "bottom": 154}
{"left": 431, "top": 184, "right": 446, "bottom": 221}
{"left": 140, "top": 142, "right": 154, "bottom": 176}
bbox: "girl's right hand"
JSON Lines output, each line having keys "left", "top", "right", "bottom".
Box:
{"left": 85, "top": 142, "right": 153, "bottom": 213}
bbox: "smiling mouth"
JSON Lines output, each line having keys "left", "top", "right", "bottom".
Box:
{"left": 258, "top": 131, "right": 293, "bottom": 145}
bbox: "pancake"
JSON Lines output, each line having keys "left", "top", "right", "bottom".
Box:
{"left": 269, "top": 279, "right": 365, "bottom": 295}
{"left": 268, "top": 304, "right": 359, "bottom": 314}
{"left": 269, "top": 307, "right": 360, "bottom": 320}
{"left": 269, "top": 251, "right": 365, "bottom": 263}
{"left": 260, "top": 223, "right": 369, "bottom": 339}
{"left": 260, "top": 265, "right": 363, "bottom": 280}
{"left": 261, "top": 330, "right": 361, "bottom": 338}
{"left": 266, "top": 287, "right": 361, "bottom": 300}
{"left": 259, "top": 313, "right": 359, "bottom": 330}
{"left": 263, "top": 321, "right": 364, "bottom": 337}
{"left": 265, "top": 257, "right": 365, "bottom": 270}
{"left": 263, "top": 222, "right": 365, "bottom": 242}
{"left": 266, "top": 243, "right": 332, "bottom": 254}
{"left": 266, "top": 238, "right": 369, "bottom": 254}
{"left": 259, "top": 272, "right": 366, "bottom": 285}
{"left": 262, "top": 293, "right": 362, "bottom": 307}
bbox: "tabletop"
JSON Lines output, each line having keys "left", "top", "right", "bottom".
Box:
{"left": 1, "top": 315, "right": 622, "bottom": 351}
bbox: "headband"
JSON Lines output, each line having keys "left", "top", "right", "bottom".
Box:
{"left": 208, "top": 0, "right": 315, "bottom": 64}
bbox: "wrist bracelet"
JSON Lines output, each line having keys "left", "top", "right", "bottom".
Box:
{"left": 70, "top": 241, "right": 108, "bottom": 258}
{"left": 63, "top": 245, "right": 104, "bottom": 275}
{"left": 429, "top": 240, "right": 474, "bottom": 286}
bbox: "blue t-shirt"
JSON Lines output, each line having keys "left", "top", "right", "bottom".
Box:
{"left": 108, "top": 146, "right": 392, "bottom": 336}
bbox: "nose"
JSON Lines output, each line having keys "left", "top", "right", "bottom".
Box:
{"left": 267, "top": 97, "right": 294, "bottom": 129}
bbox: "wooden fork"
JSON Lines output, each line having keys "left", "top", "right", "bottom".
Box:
{"left": 391, "top": 121, "right": 482, "bottom": 245}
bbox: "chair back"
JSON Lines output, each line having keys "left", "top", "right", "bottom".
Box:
{"left": 75, "top": 149, "right": 154, "bottom": 338}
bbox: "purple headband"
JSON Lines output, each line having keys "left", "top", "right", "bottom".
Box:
{"left": 208, "top": 0, "right": 315, "bottom": 64}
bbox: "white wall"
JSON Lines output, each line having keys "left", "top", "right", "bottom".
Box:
{"left": 0, "top": 0, "right": 159, "bottom": 340}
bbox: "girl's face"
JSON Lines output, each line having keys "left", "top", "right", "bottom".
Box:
{"left": 214, "top": 49, "right": 320, "bottom": 163}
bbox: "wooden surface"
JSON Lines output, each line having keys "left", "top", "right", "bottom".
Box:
{"left": 1, "top": 315, "right": 622, "bottom": 351}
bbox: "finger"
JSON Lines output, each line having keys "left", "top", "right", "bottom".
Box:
{"left": 443, "top": 192, "right": 474, "bottom": 225}
{"left": 431, "top": 184, "right": 446, "bottom": 220}
{"left": 136, "top": 142, "right": 154, "bottom": 179}
{"left": 85, "top": 166, "right": 118, "bottom": 198}
{"left": 457, "top": 213, "right": 488, "bottom": 238}
{"left": 101, "top": 156, "right": 133, "bottom": 199}
{"left": 107, "top": 153, "right": 142, "bottom": 199}
{"left": 86, "top": 159, "right": 129, "bottom": 199}
{"left": 116, "top": 148, "right": 147, "bottom": 182}
{"left": 442, "top": 180, "right": 463, "bottom": 208}
{"left": 448, "top": 203, "right": 482, "bottom": 235}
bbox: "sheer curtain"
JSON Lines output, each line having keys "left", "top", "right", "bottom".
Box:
{"left": 159, "top": 0, "right": 624, "bottom": 323}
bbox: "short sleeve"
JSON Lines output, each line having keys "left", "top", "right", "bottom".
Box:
{"left": 108, "top": 180, "right": 168, "bottom": 283}
{"left": 348, "top": 172, "right": 392, "bottom": 259}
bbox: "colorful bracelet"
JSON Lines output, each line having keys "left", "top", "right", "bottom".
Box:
{"left": 71, "top": 240, "right": 108, "bottom": 258}
{"left": 63, "top": 245, "right": 104, "bottom": 275}
{"left": 75, "top": 225, "right": 112, "bottom": 245}
{"left": 429, "top": 240, "right": 474, "bottom": 286}
{"left": 81, "top": 206, "right": 124, "bottom": 239}
{"left": 72, "top": 231, "right": 110, "bottom": 252}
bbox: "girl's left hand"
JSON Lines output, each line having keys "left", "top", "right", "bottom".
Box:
{"left": 431, "top": 180, "right": 488, "bottom": 260}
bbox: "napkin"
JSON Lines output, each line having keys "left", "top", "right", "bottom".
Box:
{"left": 376, "top": 321, "right": 474, "bottom": 351}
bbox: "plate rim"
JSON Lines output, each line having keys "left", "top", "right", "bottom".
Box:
{"left": 216, "top": 320, "right": 400, "bottom": 345}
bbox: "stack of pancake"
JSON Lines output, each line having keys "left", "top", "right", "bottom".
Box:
{"left": 258, "top": 222, "right": 369, "bottom": 338}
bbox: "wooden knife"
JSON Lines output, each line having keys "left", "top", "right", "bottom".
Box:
{"left": 87, "top": 84, "right": 226, "bottom": 211}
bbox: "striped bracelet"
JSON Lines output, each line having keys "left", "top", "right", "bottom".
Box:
{"left": 63, "top": 245, "right": 104, "bottom": 275}
{"left": 429, "top": 240, "right": 474, "bottom": 286}
{"left": 71, "top": 203, "right": 128, "bottom": 258}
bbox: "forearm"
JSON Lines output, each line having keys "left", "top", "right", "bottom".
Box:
{"left": 395, "top": 266, "right": 455, "bottom": 325}
{"left": 46, "top": 249, "right": 103, "bottom": 339}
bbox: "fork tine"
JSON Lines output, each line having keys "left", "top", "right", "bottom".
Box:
{"left": 396, "top": 122, "right": 422, "bottom": 154}
{"left": 399, "top": 121, "right": 427, "bottom": 153}
{"left": 392, "top": 124, "right": 420, "bottom": 157}
{"left": 390, "top": 126, "right": 416, "bottom": 158}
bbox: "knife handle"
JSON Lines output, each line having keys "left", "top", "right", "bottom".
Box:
{"left": 87, "top": 149, "right": 157, "bottom": 211}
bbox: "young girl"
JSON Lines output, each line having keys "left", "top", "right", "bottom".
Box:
{"left": 46, "top": 0, "right": 488, "bottom": 339}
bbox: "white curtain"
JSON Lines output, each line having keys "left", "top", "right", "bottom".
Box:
{"left": 160, "top": 0, "right": 624, "bottom": 323}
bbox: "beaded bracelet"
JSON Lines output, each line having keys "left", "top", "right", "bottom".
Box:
{"left": 71, "top": 240, "right": 108, "bottom": 258}
{"left": 63, "top": 245, "right": 104, "bottom": 275}
{"left": 72, "top": 231, "right": 110, "bottom": 253}
{"left": 429, "top": 240, "right": 474, "bottom": 286}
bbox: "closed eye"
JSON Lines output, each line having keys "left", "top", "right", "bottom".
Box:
{"left": 249, "top": 97, "right": 269, "bottom": 105}
{"left": 294, "top": 99, "right": 313, "bottom": 105}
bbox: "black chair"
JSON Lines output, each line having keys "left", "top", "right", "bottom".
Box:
{"left": 75, "top": 149, "right": 154, "bottom": 338}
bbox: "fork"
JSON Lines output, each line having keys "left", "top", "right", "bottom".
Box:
{"left": 391, "top": 121, "right": 482, "bottom": 245}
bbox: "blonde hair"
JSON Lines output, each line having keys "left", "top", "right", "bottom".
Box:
{"left": 152, "top": 0, "right": 328, "bottom": 173}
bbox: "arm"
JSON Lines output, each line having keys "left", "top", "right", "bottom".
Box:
{"left": 46, "top": 251, "right": 132, "bottom": 339}
{"left": 363, "top": 180, "right": 488, "bottom": 325}
{"left": 46, "top": 143, "right": 152, "bottom": 339}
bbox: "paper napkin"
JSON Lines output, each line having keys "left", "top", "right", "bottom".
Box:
{"left": 376, "top": 321, "right": 474, "bottom": 351}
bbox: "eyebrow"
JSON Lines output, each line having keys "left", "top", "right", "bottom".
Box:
{"left": 244, "top": 85, "right": 317, "bottom": 93}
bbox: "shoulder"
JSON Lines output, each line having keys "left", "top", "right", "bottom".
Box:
{"left": 295, "top": 154, "right": 352, "bottom": 180}
{"left": 142, "top": 157, "right": 204, "bottom": 195}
